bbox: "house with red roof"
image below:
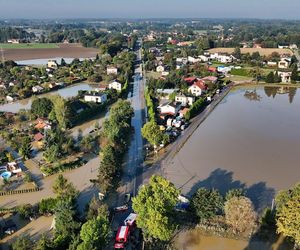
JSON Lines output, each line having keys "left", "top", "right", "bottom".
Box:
{"left": 184, "top": 76, "right": 198, "bottom": 85}
{"left": 188, "top": 80, "right": 207, "bottom": 97}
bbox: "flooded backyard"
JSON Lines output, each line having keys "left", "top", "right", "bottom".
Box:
{"left": 0, "top": 83, "right": 96, "bottom": 113}
{"left": 164, "top": 86, "right": 300, "bottom": 212}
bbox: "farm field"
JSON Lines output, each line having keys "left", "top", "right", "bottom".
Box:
{"left": 0, "top": 43, "right": 59, "bottom": 49}
{"left": 1, "top": 43, "right": 99, "bottom": 61}
{"left": 208, "top": 47, "right": 293, "bottom": 56}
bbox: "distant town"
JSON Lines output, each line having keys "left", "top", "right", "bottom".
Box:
{"left": 0, "top": 18, "right": 299, "bottom": 250}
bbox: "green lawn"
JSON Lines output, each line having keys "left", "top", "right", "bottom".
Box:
{"left": 0, "top": 43, "right": 59, "bottom": 49}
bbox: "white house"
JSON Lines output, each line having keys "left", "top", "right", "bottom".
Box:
{"left": 156, "top": 65, "right": 165, "bottom": 73}
{"left": 47, "top": 60, "right": 58, "bottom": 69}
{"left": 175, "top": 94, "right": 195, "bottom": 106}
{"left": 108, "top": 80, "right": 122, "bottom": 91}
{"left": 277, "top": 71, "right": 292, "bottom": 83}
{"left": 188, "top": 56, "right": 201, "bottom": 64}
{"left": 199, "top": 55, "right": 209, "bottom": 62}
{"left": 176, "top": 58, "right": 188, "bottom": 65}
{"left": 158, "top": 102, "right": 182, "bottom": 116}
{"left": 84, "top": 92, "right": 107, "bottom": 103}
{"left": 107, "top": 66, "right": 118, "bottom": 75}
{"left": 32, "top": 85, "right": 44, "bottom": 93}
{"left": 188, "top": 80, "right": 207, "bottom": 97}
{"left": 278, "top": 59, "right": 291, "bottom": 69}
{"left": 267, "top": 61, "right": 278, "bottom": 67}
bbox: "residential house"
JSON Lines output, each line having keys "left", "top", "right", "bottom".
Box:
{"left": 47, "top": 60, "right": 58, "bottom": 69}
{"left": 157, "top": 89, "right": 178, "bottom": 99}
{"left": 179, "top": 108, "right": 190, "bottom": 118}
{"left": 184, "top": 76, "right": 198, "bottom": 85}
{"left": 32, "top": 85, "right": 44, "bottom": 93}
{"left": 278, "top": 58, "right": 291, "bottom": 69}
{"left": 201, "top": 76, "right": 218, "bottom": 85}
{"left": 277, "top": 71, "right": 292, "bottom": 83}
{"left": 188, "top": 80, "right": 207, "bottom": 97}
{"left": 107, "top": 66, "right": 118, "bottom": 75}
{"left": 188, "top": 56, "right": 201, "bottom": 64}
{"left": 176, "top": 58, "right": 188, "bottom": 65}
{"left": 34, "top": 132, "right": 44, "bottom": 142}
{"left": 108, "top": 80, "right": 122, "bottom": 91}
{"left": 35, "top": 118, "right": 52, "bottom": 130}
{"left": 84, "top": 92, "right": 107, "bottom": 103}
{"left": 175, "top": 94, "right": 195, "bottom": 106}
{"left": 267, "top": 61, "right": 278, "bottom": 67}
{"left": 6, "top": 95, "right": 16, "bottom": 102}
{"left": 156, "top": 65, "right": 165, "bottom": 73}
{"left": 95, "top": 83, "right": 108, "bottom": 91}
{"left": 158, "top": 102, "right": 182, "bottom": 116}
{"left": 199, "top": 55, "right": 209, "bottom": 62}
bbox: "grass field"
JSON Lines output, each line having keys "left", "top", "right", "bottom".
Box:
{"left": 208, "top": 47, "right": 293, "bottom": 56}
{"left": 0, "top": 43, "right": 59, "bottom": 49}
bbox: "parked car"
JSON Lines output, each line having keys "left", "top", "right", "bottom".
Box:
{"left": 113, "top": 205, "right": 129, "bottom": 212}
{"left": 3, "top": 219, "right": 17, "bottom": 235}
{"left": 124, "top": 193, "right": 131, "bottom": 204}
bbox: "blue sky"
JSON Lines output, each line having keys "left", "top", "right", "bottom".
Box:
{"left": 0, "top": 0, "right": 299, "bottom": 19}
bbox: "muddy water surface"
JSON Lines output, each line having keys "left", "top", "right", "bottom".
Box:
{"left": 165, "top": 86, "right": 300, "bottom": 212}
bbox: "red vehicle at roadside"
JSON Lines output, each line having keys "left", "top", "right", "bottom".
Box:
{"left": 114, "top": 225, "right": 130, "bottom": 249}
{"left": 114, "top": 213, "right": 137, "bottom": 249}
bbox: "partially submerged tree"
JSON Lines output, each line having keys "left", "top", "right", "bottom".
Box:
{"left": 191, "top": 188, "right": 223, "bottom": 221}
{"left": 224, "top": 196, "right": 257, "bottom": 234}
{"left": 132, "top": 175, "right": 180, "bottom": 241}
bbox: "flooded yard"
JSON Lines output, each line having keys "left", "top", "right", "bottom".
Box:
{"left": 0, "top": 83, "right": 96, "bottom": 113}
{"left": 164, "top": 86, "right": 300, "bottom": 212}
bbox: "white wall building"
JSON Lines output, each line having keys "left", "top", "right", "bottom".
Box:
{"left": 107, "top": 66, "right": 118, "bottom": 75}
{"left": 108, "top": 81, "right": 122, "bottom": 91}
{"left": 84, "top": 92, "right": 107, "bottom": 103}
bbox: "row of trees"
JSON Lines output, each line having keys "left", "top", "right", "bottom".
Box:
{"left": 132, "top": 175, "right": 300, "bottom": 249}
{"left": 97, "top": 100, "right": 134, "bottom": 194}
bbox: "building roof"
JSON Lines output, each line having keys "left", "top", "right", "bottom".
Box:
{"left": 201, "top": 76, "right": 218, "bottom": 82}
{"left": 191, "top": 80, "right": 207, "bottom": 90}
{"left": 34, "top": 132, "right": 44, "bottom": 141}
{"left": 179, "top": 108, "right": 190, "bottom": 115}
{"left": 184, "top": 77, "right": 197, "bottom": 84}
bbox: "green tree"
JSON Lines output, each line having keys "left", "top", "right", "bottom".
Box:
{"left": 17, "top": 204, "right": 34, "bottom": 219}
{"left": 31, "top": 97, "right": 53, "bottom": 118}
{"left": 43, "top": 144, "right": 60, "bottom": 163}
{"left": 141, "top": 121, "right": 164, "bottom": 147}
{"left": 11, "top": 236, "right": 33, "bottom": 250}
{"left": 38, "top": 197, "right": 58, "bottom": 215}
{"left": 54, "top": 199, "right": 81, "bottom": 246}
{"left": 52, "top": 174, "right": 78, "bottom": 200}
{"left": 132, "top": 175, "right": 180, "bottom": 241}
{"left": 224, "top": 196, "right": 257, "bottom": 234}
{"left": 233, "top": 47, "right": 242, "bottom": 59}
{"left": 225, "top": 188, "right": 246, "bottom": 201}
{"left": 78, "top": 215, "right": 111, "bottom": 250}
{"left": 19, "top": 136, "right": 32, "bottom": 160}
{"left": 291, "top": 65, "right": 298, "bottom": 83}
{"left": 191, "top": 188, "right": 223, "bottom": 221}
{"left": 275, "top": 183, "right": 300, "bottom": 247}
{"left": 265, "top": 72, "right": 275, "bottom": 83}
{"left": 51, "top": 95, "right": 70, "bottom": 129}
{"left": 34, "top": 234, "right": 52, "bottom": 250}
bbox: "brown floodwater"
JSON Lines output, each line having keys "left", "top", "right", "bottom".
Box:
{"left": 165, "top": 86, "right": 300, "bottom": 212}
{"left": 174, "top": 229, "right": 291, "bottom": 250}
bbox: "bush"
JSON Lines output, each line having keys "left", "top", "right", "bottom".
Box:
{"left": 38, "top": 197, "right": 58, "bottom": 215}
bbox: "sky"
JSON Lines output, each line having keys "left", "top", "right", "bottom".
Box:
{"left": 0, "top": 0, "right": 299, "bottom": 19}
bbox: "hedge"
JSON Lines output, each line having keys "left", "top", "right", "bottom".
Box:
{"left": 185, "top": 97, "right": 206, "bottom": 120}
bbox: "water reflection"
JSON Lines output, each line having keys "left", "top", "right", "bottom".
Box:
{"left": 263, "top": 86, "right": 297, "bottom": 103}
{"left": 244, "top": 89, "right": 262, "bottom": 101}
